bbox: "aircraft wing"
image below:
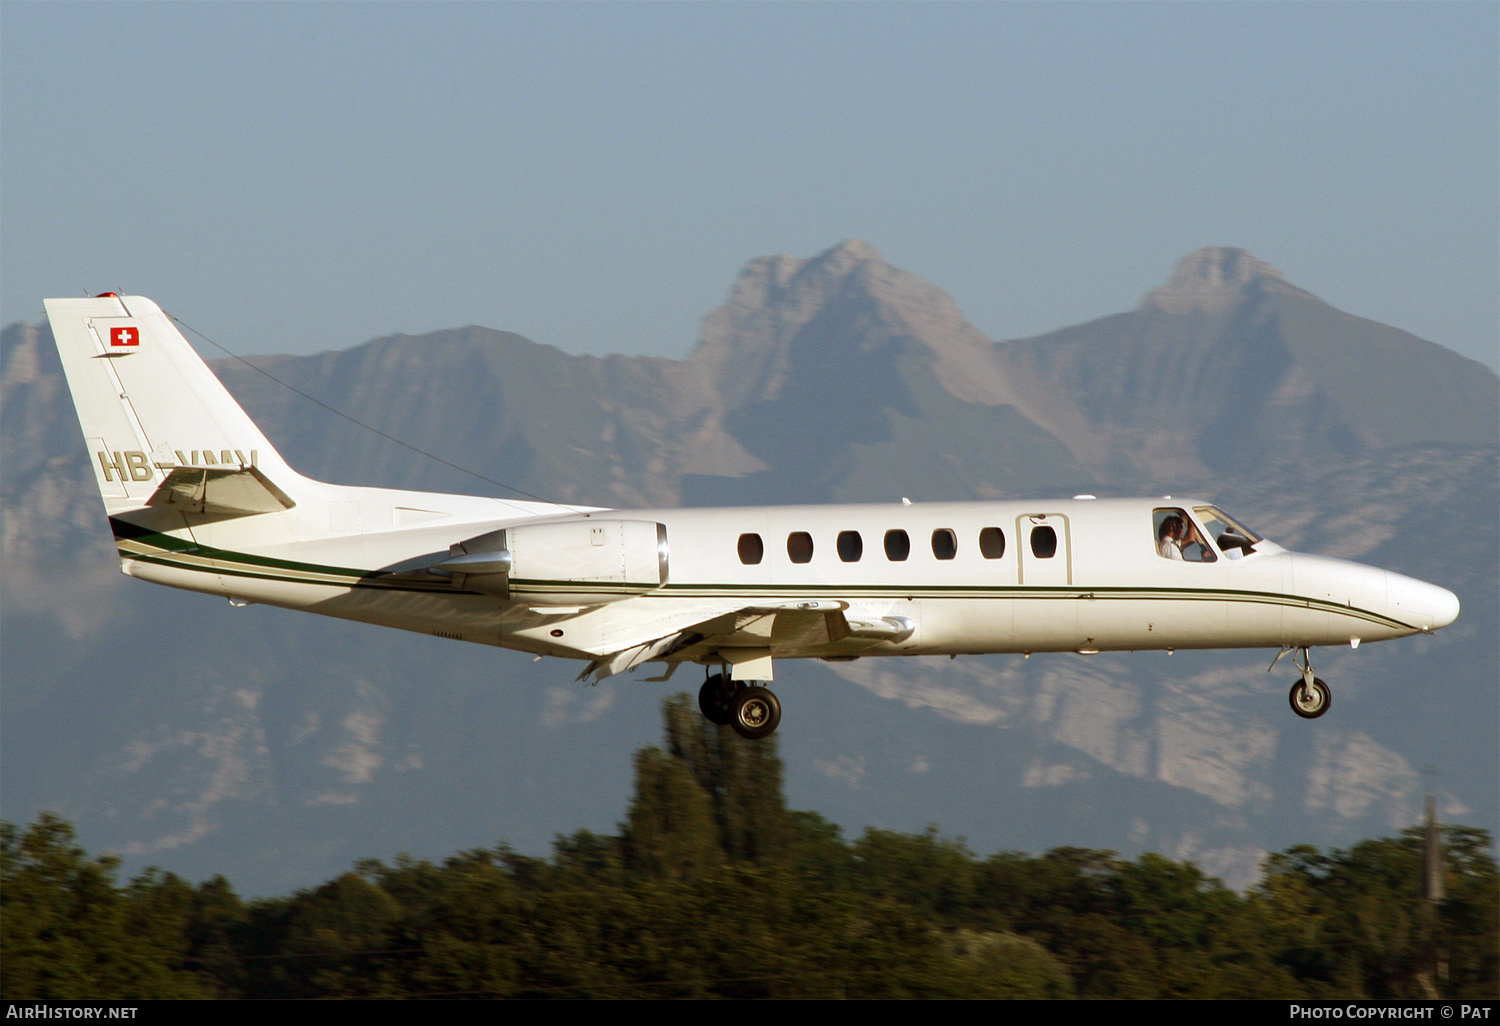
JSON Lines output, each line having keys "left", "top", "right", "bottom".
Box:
{"left": 576, "top": 600, "right": 914, "bottom": 682}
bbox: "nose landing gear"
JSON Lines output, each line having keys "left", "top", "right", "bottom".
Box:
{"left": 698, "top": 669, "right": 782, "bottom": 739}
{"left": 1289, "top": 675, "right": 1331, "bottom": 719}
{"left": 1277, "top": 646, "right": 1332, "bottom": 719}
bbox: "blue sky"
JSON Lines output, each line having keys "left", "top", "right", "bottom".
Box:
{"left": 3, "top": 2, "right": 1496, "bottom": 371}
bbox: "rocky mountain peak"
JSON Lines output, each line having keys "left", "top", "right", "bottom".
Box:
{"left": 692, "top": 242, "right": 887, "bottom": 403}
{"left": 809, "top": 237, "right": 884, "bottom": 274}
{"left": 691, "top": 240, "right": 992, "bottom": 408}
{"left": 1141, "top": 246, "right": 1310, "bottom": 315}
{"left": 717, "top": 239, "right": 885, "bottom": 313}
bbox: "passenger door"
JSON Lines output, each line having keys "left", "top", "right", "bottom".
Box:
{"left": 1014, "top": 513, "right": 1079, "bottom": 648}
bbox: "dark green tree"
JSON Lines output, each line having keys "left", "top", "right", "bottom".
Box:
{"left": 661, "top": 693, "right": 792, "bottom": 863}
{"left": 1258, "top": 826, "right": 1499, "bottom": 998}
{"left": 620, "top": 745, "right": 724, "bottom": 881}
{"left": 0, "top": 814, "right": 206, "bottom": 998}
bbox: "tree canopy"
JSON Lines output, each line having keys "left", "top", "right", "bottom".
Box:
{"left": 3, "top": 696, "right": 1495, "bottom": 999}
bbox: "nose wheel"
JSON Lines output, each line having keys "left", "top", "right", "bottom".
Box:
{"left": 1289, "top": 676, "right": 1331, "bottom": 718}
{"left": 1279, "top": 646, "right": 1332, "bottom": 719}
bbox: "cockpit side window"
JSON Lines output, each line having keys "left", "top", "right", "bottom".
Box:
{"left": 1153, "top": 508, "right": 1217, "bottom": 563}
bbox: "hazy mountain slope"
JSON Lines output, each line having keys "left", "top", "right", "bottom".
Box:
{"left": 991, "top": 248, "right": 1499, "bottom": 480}
{"left": 214, "top": 327, "right": 762, "bottom": 508}
{"left": 683, "top": 240, "right": 1094, "bottom": 504}
{"left": 2, "top": 244, "right": 1494, "bottom": 895}
{"left": 1, "top": 324, "right": 114, "bottom": 566}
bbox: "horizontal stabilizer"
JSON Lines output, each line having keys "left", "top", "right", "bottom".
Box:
{"left": 146, "top": 465, "right": 296, "bottom": 516}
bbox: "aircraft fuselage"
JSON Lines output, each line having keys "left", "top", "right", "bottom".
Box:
{"left": 114, "top": 489, "right": 1456, "bottom": 665}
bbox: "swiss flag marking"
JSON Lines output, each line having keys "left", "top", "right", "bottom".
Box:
{"left": 110, "top": 327, "right": 139, "bottom": 347}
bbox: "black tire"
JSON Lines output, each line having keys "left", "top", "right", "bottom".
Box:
{"left": 730, "top": 686, "right": 782, "bottom": 740}
{"left": 699, "top": 672, "right": 741, "bottom": 726}
{"left": 1289, "top": 677, "right": 1331, "bottom": 719}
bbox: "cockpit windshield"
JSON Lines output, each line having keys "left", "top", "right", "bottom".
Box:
{"left": 1193, "top": 506, "right": 1262, "bottom": 558}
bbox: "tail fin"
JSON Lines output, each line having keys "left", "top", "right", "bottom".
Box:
{"left": 44, "top": 295, "right": 302, "bottom": 515}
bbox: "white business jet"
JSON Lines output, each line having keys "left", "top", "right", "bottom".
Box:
{"left": 45, "top": 295, "right": 1461, "bottom": 739}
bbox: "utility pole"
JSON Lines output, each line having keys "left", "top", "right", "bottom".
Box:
{"left": 1416, "top": 772, "right": 1447, "bottom": 999}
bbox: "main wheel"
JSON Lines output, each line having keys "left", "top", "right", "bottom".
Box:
{"left": 730, "top": 686, "right": 782, "bottom": 740}
{"left": 1289, "top": 677, "right": 1331, "bottom": 719}
{"left": 698, "top": 672, "right": 742, "bottom": 726}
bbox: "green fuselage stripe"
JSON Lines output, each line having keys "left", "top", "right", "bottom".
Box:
{"left": 111, "top": 519, "right": 1417, "bottom": 632}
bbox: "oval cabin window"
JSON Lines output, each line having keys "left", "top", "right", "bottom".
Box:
{"left": 884, "top": 529, "right": 910, "bottom": 561}
{"left": 932, "top": 529, "right": 958, "bottom": 560}
{"left": 737, "top": 533, "right": 764, "bottom": 565}
{"left": 979, "top": 527, "right": 1006, "bottom": 559}
{"left": 837, "top": 530, "right": 863, "bottom": 562}
{"left": 1031, "top": 526, "right": 1057, "bottom": 559}
{"left": 787, "top": 531, "right": 814, "bottom": 564}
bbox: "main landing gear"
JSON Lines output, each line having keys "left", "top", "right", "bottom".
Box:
{"left": 699, "top": 671, "right": 782, "bottom": 740}
{"left": 1278, "top": 645, "right": 1332, "bottom": 719}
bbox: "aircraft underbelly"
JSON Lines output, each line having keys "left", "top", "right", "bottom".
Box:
{"left": 1100, "top": 593, "right": 1229, "bottom": 646}
{"left": 943, "top": 597, "right": 1014, "bottom": 651}
{"left": 1011, "top": 593, "right": 1081, "bottom": 650}
{"left": 869, "top": 591, "right": 1293, "bottom": 654}
{"left": 124, "top": 556, "right": 231, "bottom": 598}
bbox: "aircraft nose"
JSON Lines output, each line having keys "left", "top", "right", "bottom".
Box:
{"left": 1386, "top": 571, "right": 1460, "bottom": 630}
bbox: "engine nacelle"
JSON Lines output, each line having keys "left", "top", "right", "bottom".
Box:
{"left": 438, "top": 519, "right": 668, "bottom": 606}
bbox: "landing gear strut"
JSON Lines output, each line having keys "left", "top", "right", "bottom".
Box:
{"left": 1285, "top": 646, "right": 1331, "bottom": 719}
{"left": 698, "top": 669, "right": 781, "bottom": 739}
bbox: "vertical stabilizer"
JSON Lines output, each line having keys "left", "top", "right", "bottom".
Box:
{"left": 44, "top": 295, "right": 301, "bottom": 514}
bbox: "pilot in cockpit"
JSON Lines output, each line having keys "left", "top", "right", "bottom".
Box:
{"left": 1155, "top": 509, "right": 1220, "bottom": 563}
{"left": 1157, "top": 514, "right": 1186, "bottom": 560}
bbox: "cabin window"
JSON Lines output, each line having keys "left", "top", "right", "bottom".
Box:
{"left": 932, "top": 529, "right": 958, "bottom": 560}
{"left": 1153, "top": 508, "right": 1216, "bottom": 563}
{"left": 787, "top": 531, "right": 814, "bottom": 564}
{"left": 737, "top": 533, "right": 764, "bottom": 565}
{"left": 837, "top": 530, "right": 863, "bottom": 562}
{"left": 884, "top": 529, "right": 910, "bottom": 561}
{"left": 979, "top": 527, "right": 1006, "bottom": 559}
{"left": 1030, "top": 525, "right": 1058, "bottom": 559}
